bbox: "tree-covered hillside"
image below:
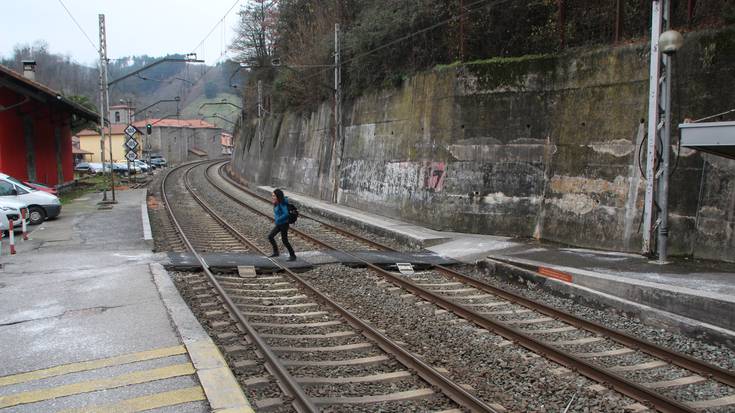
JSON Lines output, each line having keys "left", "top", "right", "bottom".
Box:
{"left": 229, "top": 0, "right": 735, "bottom": 113}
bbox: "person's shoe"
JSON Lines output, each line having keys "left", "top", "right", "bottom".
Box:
{"left": 268, "top": 253, "right": 279, "bottom": 258}
{"left": 287, "top": 256, "right": 297, "bottom": 262}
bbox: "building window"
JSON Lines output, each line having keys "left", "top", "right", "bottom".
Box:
{"left": 115, "top": 112, "right": 120, "bottom": 123}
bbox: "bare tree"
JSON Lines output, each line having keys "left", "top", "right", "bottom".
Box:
{"left": 230, "top": 0, "right": 280, "bottom": 67}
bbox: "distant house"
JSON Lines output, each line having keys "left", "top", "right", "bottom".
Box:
{"left": 132, "top": 118, "right": 222, "bottom": 164}
{"left": 71, "top": 135, "right": 93, "bottom": 164}
{"left": 109, "top": 103, "right": 134, "bottom": 125}
{"left": 221, "top": 132, "right": 233, "bottom": 155}
{"left": 76, "top": 103, "right": 141, "bottom": 163}
{"left": 76, "top": 124, "right": 142, "bottom": 163}
{"left": 0, "top": 61, "right": 98, "bottom": 186}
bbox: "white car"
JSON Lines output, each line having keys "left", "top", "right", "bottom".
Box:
{"left": 0, "top": 173, "right": 62, "bottom": 225}
{"left": 0, "top": 198, "right": 29, "bottom": 233}
{"left": 74, "top": 162, "right": 107, "bottom": 174}
{"left": 114, "top": 162, "right": 142, "bottom": 174}
{"left": 132, "top": 160, "right": 151, "bottom": 172}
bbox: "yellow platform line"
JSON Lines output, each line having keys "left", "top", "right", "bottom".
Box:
{"left": 0, "top": 363, "right": 195, "bottom": 409}
{"left": 57, "top": 386, "right": 206, "bottom": 413}
{"left": 0, "top": 345, "right": 187, "bottom": 387}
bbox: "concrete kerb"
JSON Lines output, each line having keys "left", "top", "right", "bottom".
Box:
{"left": 149, "top": 263, "right": 254, "bottom": 413}
{"left": 482, "top": 258, "right": 735, "bottom": 349}
{"left": 489, "top": 256, "right": 735, "bottom": 332}
{"left": 141, "top": 201, "right": 153, "bottom": 248}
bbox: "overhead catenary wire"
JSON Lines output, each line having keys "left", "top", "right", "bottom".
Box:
{"left": 191, "top": 0, "right": 242, "bottom": 56}
{"left": 57, "top": 0, "right": 97, "bottom": 52}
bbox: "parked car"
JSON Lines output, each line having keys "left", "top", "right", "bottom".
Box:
{"left": 0, "top": 173, "right": 62, "bottom": 225}
{"left": 23, "top": 181, "right": 58, "bottom": 195}
{"left": 109, "top": 162, "right": 141, "bottom": 174}
{"left": 74, "top": 162, "right": 107, "bottom": 174}
{"left": 132, "top": 160, "right": 151, "bottom": 173}
{"left": 0, "top": 198, "right": 29, "bottom": 233}
{"left": 149, "top": 155, "right": 167, "bottom": 167}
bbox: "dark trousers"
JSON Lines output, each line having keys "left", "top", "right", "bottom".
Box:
{"left": 268, "top": 224, "right": 295, "bottom": 257}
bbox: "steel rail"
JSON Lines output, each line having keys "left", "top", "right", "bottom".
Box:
{"left": 188, "top": 161, "right": 499, "bottom": 413}
{"left": 216, "top": 160, "right": 735, "bottom": 391}
{"left": 212, "top": 162, "right": 702, "bottom": 413}
{"left": 163, "top": 162, "right": 319, "bottom": 413}
{"left": 435, "top": 262, "right": 735, "bottom": 389}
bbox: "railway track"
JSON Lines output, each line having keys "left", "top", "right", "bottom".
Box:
{"left": 200, "top": 160, "right": 735, "bottom": 412}
{"left": 161, "top": 161, "right": 498, "bottom": 412}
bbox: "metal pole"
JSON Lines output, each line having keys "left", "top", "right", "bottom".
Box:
{"left": 642, "top": 0, "right": 663, "bottom": 255}
{"left": 657, "top": 0, "right": 672, "bottom": 264}
{"left": 100, "top": 14, "right": 115, "bottom": 202}
{"left": 98, "top": 16, "right": 108, "bottom": 202}
{"left": 332, "top": 23, "right": 342, "bottom": 204}
{"left": 257, "top": 80, "right": 263, "bottom": 149}
{"left": 459, "top": 0, "right": 465, "bottom": 61}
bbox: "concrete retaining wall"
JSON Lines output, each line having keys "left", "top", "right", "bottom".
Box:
{"left": 231, "top": 28, "right": 735, "bottom": 262}
{"left": 148, "top": 126, "right": 223, "bottom": 165}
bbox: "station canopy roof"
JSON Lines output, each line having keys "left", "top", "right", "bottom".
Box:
{"left": 680, "top": 121, "right": 735, "bottom": 160}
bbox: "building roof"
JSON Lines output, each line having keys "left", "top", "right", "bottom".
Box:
{"left": 133, "top": 118, "right": 218, "bottom": 129}
{"left": 0, "top": 63, "right": 99, "bottom": 122}
{"left": 76, "top": 124, "right": 131, "bottom": 136}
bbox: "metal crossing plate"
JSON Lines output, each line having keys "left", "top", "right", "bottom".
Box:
{"left": 237, "top": 265, "right": 257, "bottom": 278}
{"left": 396, "top": 262, "right": 414, "bottom": 275}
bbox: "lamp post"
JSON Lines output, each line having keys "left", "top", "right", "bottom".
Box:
{"left": 655, "top": 29, "right": 684, "bottom": 264}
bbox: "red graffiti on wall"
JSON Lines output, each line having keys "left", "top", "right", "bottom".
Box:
{"left": 423, "top": 161, "right": 445, "bottom": 191}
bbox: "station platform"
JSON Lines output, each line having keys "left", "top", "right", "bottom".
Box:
{"left": 257, "top": 185, "right": 735, "bottom": 347}
{"left": 0, "top": 189, "right": 252, "bottom": 412}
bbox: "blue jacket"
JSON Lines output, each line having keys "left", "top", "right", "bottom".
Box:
{"left": 274, "top": 198, "right": 289, "bottom": 225}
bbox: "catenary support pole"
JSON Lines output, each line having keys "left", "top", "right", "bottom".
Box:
{"left": 642, "top": 0, "right": 663, "bottom": 255}
{"left": 100, "top": 14, "right": 115, "bottom": 202}
{"left": 657, "top": 0, "right": 673, "bottom": 263}
{"left": 257, "top": 80, "right": 263, "bottom": 149}
{"left": 98, "top": 23, "right": 108, "bottom": 202}
{"left": 332, "top": 23, "right": 342, "bottom": 204}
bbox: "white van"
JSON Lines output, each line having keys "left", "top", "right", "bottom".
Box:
{"left": 0, "top": 198, "right": 29, "bottom": 232}
{"left": 0, "top": 173, "right": 61, "bottom": 225}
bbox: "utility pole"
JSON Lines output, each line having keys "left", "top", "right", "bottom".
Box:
{"left": 459, "top": 0, "right": 465, "bottom": 61}
{"left": 642, "top": 1, "right": 663, "bottom": 256}
{"left": 643, "top": 0, "right": 679, "bottom": 263}
{"left": 657, "top": 0, "right": 673, "bottom": 263}
{"left": 97, "top": 34, "right": 107, "bottom": 202}
{"left": 99, "top": 14, "right": 115, "bottom": 202}
{"left": 331, "top": 23, "right": 342, "bottom": 203}
{"left": 257, "top": 80, "right": 263, "bottom": 149}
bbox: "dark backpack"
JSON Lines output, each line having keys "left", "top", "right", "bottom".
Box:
{"left": 287, "top": 203, "right": 299, "bottom": 224}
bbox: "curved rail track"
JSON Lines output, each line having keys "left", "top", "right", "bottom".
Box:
{"left": 162, "top": 161, "right": 499, "bottom": 412}
{"left": 199, "top": 160, "right": 735, "bottom": 413}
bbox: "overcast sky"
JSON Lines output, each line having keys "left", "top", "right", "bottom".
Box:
{"left": 1, "top": 0, "right": 244, "bottom": 67}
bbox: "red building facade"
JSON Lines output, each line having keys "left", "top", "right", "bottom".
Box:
{"left": 0, "top": 63, "right": 98, "bottom": 186}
